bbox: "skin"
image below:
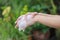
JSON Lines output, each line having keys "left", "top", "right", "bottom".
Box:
{"left": 34, "top": 13, "right": 60, "bottom": 28}
{"left": 15, "top": 12, "right": 60, "bottom": 29}
{"left": 15, "top": 12, "right": 58, "bottom": 40}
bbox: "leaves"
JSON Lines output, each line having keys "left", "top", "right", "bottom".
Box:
{"left": 0, "top": 0, "right": 57, "bottom": 40}
{"left": 2, "top": 6, "right": 11, "bottom": 17}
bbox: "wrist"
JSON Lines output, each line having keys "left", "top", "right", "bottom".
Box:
{"left": 34, "top": 14, "right": 46, "bottom": 22}
{"left": 34, "top": 14, "right": 40, "bottom": 22}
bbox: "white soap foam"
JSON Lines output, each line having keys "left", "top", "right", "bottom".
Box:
{"left": 17, "top": 15, "right": 33, "bottom": 31}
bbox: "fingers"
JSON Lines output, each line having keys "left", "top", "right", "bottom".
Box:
{"left": 26, "top": 12, "right": 38, "bottom": 18}
{"left": 15, "top": 16, "right": 22, "bottom": 24}
{"left": 15, "top": 24, "right": 18, "bottom": 28}
{"left": 15, "top": 12, "right": 38, "bottom": 23}
{"left": 15, "top": 15, "right": 24, "bottom": 28}
{"left": 15, "top": 12, "right": 38, "bottom": 29}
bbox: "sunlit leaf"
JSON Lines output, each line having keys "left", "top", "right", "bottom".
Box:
{"left": 2, "top": 6, "right": 11, "bottom": 17}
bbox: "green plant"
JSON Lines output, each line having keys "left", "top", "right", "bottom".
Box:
{"left": 0, "top": 0, "right": 57, "bottom": 40}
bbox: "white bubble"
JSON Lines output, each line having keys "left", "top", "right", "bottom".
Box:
{"left": 17, "top": 15, "right": 33, "bottom": 31}
{"left": 27, "top": 15, "right": 32, "bottom": 21}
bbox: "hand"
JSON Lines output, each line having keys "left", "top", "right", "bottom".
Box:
{"left": 15, "top": 12, "right": 38, "bottom": 31}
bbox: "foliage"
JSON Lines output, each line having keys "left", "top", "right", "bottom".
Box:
{"left": 0, "top": 0, "right": 57, "bottom": 40}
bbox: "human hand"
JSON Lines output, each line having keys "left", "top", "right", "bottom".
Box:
{"left": 15, "top": 12, "right": 38, "bottom": 31}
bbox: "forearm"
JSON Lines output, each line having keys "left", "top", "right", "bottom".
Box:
{"left": 35, "top": 14, "right": 60, "bottom": 28}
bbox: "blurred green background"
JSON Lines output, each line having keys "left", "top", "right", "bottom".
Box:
{"left": 0, "top": 0, "right": 60, "bottom": 40}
